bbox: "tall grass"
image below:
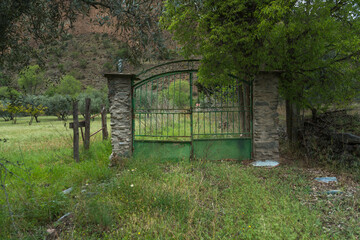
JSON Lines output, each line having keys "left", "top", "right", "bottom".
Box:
{"left": 0, "top": 116, "right": 359, "bottom": 239}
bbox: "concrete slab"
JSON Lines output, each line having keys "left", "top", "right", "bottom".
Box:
{"left": 314, "top": 177, "right": 338, "bottom": 183}
{"left": 251, "top": 160, "right": 279, "bottom": 167}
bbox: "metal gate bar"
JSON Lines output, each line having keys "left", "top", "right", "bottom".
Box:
{"left": 132, "top": 60, "right": 252, "bottom": 160}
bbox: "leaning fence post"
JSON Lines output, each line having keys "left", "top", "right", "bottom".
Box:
{"left": 72, "top": 100, "right": 80, "bottom": 162}
{"left": 101, "top": 106, "right": 108, "bottom": 140}
{"left": 84, "top": 98, "right": 91, "bottom": 150}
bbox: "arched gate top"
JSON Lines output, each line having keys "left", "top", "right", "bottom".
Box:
{"left": 136, "top": 59, "right": 200, "bottom": 78}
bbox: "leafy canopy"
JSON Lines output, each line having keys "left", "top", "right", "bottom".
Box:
{"left": 161, "top": 0, "right": 360, "bottom": 110}
{"left": 56, "top": 75, "right": 82, "bottom": 98}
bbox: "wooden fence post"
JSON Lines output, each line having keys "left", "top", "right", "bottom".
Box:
{"left": 73, "top": 100, "right": 80, "bottom": 162}
{"left": 84, "top": 98, "right": 91, "bottom": 150}
{"left": 101, "top": 106, "right": 108, "bottom": 140}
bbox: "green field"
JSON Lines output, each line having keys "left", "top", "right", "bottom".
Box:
{"left": 0, "top": 115, "right": 107, "bottom": 153}
{"left": 0, "top": 116, "right": 359, "bottom": 239}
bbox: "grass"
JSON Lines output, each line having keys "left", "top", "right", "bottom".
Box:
{"left": 0, "top": 116, "right": 359, "bottom": 239}
{"left": 0, "top": 115, "right": 107, "bottom": 153}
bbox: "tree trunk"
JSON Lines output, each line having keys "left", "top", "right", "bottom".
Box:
{"left": 311, "top": 108, "right": 317, "bottom": 122}
{"left": 29, "top": 116, "right": 34, "bottom": 125}
{"left": 84, "top": 98, "right": 91, "bottom": 150}
{"left": 286, "top": 100, "right": 301, "bottom": 145}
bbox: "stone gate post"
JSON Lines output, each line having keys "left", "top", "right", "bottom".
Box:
{"left": 253, "top": 72, "right": 280, "bottom": 161}
{"left": 105, "top": 73, "right": 135, "bottom": 160}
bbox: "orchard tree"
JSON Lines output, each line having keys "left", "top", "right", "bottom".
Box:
{"left": 161, "top": 0, "right": 360, "bottom": 143}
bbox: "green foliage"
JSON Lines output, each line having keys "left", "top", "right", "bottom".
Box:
{"left": 46, "top": 94, "right": 71, "bottom": 120}
{"left": 57, "top": 63, "right": 65, "bottom": 73}
{"left": 94, "top": 33, "right": 100, "bottom": 41}
{"left": 44, "top": 85, "right": 57, "bottom": 97}
{"left": 0, "top": 72, "right": 11, "bottom": 86}
{"left": 102, "top": 39, "right": 112, "bottom": 49}
{"left": 50, "top": 46, "right": 62, "bottom": 58}
{"left": 78, "top": 87, "right": 108, "bottom": 115}
{"left": 160, "top": 80, "right": 190, "bottom": 108}
{"left": 162, "top": 0, "right": 360, "bottom": 113}
{"left": 136, "top": 89, "right": 153, "bottom": 110}
{"left": 17, "top": 65, "right": 44, "bottom": 94}
{"left": 68, "top": 69, "right": 84, "bottom": 80}
{"left": 114, "top": 47, "right": 130, "bottom": 60}
{"left": 1, "top": 102, "right": 26, "bottom": 124}
{"left": 24, "top": 103, "right": 46, "bottom": 125}
{"left": 62, "top": 33, "right": 73, "bottom": 41}
{"left": 0, "top": 87, "right": 20, "bottom": 100}
{"left": 103, "top": 62, "right": 114, "bottom": 72}
{"left": 71, "top": 51, "right": 80, "bottom": 59}
{"left": 79, "top": 59, "right": 88, "bottom": 69}
{"left": 56, "top": 75, "right": 82, "bottom": 98}
{"left": 0, "top": 99, "right": 12, "bottom": 121}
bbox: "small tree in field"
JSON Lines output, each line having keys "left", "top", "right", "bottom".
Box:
{"left": 17, "top": 65, "right": 44, "bottom": 95}
{"left": 47, "top": 94, "right": 72, "bottom": 120}
{"left": 22, "top": 95, "right": 47, "bottom": 124}
{"left": 56, "top": 75, "right": 82, "bottom": 98}
{"left": 2, "top": 103, "right": 26, "bottom": 124}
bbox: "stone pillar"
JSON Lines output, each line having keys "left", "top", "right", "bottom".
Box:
{"left": 253, "top": 72, "right": 280, "bottom": 161}
{"left": 105, "top": 73, "right": 135, "bottom": 160}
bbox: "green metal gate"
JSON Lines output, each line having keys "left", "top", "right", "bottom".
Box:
{"left": 132, "top": 60, "right": 252, "bottom": 161}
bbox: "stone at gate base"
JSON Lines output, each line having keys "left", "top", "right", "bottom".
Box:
{"left": 109, "top": 152, "right": 128, "bottom": 167}
{"left": 251, "top": 160, "right": 280, "bottom": 167}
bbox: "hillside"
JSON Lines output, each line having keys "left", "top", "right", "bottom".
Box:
{"left": 2, "top": 8, "right": 177, "bottom": 93}
{"left": 42, "top": 33, "right": 134, "bottom": 90}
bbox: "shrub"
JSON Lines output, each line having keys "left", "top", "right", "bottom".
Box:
{"left": 62, "top": 33, "right": 73, "bottom": 41}
{"left": 103, "top": 62, "right": 113, "bottom": 72}
{"left": 102, "top": 39, "right": 112, "bottom": 49}
{"left": 0, "top": 87, "right": 20, "bottom": 100}
{"left": 0, "top": 101, "right": 26, "bottom": 124}
{"left": 68, "top": 70, "right": 84, "bottom": 80}
{"left": 0, "top": 72, "right": 11, "bottom": 86}
{"left": 0, "top": 99, "right": 12, "bottom": 121}
{"left": 78, "top": 87, "right": 108, "bottom": 116}
{"left": 71, "top": 51, "right": 80, "bottom": 59}
{"left": 79, "top": 59, "right": 88, "bottom": 69}
{"left": 94, "top": 33, "right": 100, "bottom": 41}
{"left": 58, "top": 64, "right": 65, "bottom": 73}
{"left": 114, "top": 47, "right": 130, "bottom": 60}
{"left": 17, "top": 65, "right": 45, "bottom": 95}
{"left": 47, "top": 94, "right": 72, "bottom": 120}
{"left": 56, "top": 75, "right": 82, "bottom": 97}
